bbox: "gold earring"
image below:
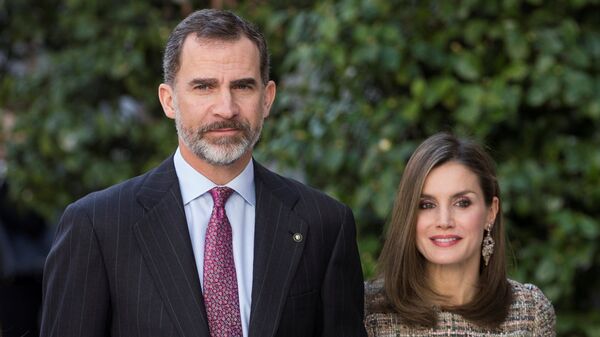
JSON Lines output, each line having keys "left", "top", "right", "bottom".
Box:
{"left": 482, "top": 223, "right": 495, "bottom": 267}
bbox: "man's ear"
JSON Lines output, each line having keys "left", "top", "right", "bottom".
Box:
{"left": 158, "top": 83, "right": 176, "bottom": 119}
{"left": 262, "top": 80, "right": 277, "bottom": 118}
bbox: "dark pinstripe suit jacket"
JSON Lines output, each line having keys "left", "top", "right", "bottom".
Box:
{"left": 40, "top": 156, "right": 367, "bottom": 337}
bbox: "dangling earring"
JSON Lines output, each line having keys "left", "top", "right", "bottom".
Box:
{"left": 482, "top": 223, "right": 495, "bottom": 267}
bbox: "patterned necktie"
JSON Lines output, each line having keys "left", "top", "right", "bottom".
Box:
{"left": 203, "top": 187, "right": 243, "bottom": 337}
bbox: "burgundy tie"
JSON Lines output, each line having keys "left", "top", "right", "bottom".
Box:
{"left": 203, "top": 187, "right": 243, "bottom": 337}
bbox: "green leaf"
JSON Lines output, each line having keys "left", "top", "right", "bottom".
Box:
{"left": 453, "top": 53, "right": 481, "bottom": 80}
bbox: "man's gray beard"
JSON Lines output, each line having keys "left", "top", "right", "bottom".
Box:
{"left": 174, "top": 109, "right": 262, "bottom": 166}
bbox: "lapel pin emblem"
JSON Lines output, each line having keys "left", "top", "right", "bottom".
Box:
{"left": 292, "top": 233, "right": 303, "bottom": 243}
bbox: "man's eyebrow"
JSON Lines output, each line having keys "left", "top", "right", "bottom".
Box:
{"left": 188, "top": 78, "right": 218, "bottom": 87}
{"left": 231, "top": 78, "right": 257, "bottom": 87}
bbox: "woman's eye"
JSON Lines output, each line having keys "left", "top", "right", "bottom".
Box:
{"left": 419, "top": 201, "right": 435, "bottom": 209}
{"left": 456, "top": 199, "right": 471, "bottom": 208}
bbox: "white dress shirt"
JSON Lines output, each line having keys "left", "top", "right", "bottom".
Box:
{"left": 174, "top": 148, "right": 255, "bottom": 337}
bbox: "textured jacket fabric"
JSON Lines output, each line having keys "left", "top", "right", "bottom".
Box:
{"left": 364, "top": 278, "right": 556, "bottom": 336}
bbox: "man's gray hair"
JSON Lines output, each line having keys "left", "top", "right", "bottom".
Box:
{"left": 162, "top": 9, "right": 270, "bottom": 86}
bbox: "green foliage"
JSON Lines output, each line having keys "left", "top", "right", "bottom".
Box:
{"left": 1, "top": 0, "right": 599, "bottom": 335}
{"left": 1, "top": 0, "right": 179, "bottom": 219}
{"left": 247, "top": 0, "right": 600, "bottom": 335}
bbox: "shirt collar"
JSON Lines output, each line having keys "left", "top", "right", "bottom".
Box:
{"left": 173, "top": 147, "right": 255, "bottom": 206}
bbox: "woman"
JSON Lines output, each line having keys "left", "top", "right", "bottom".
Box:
{"left": 365, "top": 132, "right": 555, "bottom": 336}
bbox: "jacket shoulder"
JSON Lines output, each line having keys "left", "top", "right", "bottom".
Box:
{"left": 364, "top": 278, "right": 388, "bottom": 314}
{"left": 507, "top": 279, "right": 556, "bottom": 333}
{"left": 69, "top": 156, "right": 175, "bottom": 211}
{"left": 255, "top": 161, "right": 346, "bottom": 209}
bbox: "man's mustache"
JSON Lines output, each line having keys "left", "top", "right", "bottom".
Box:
{"left": 199, "top": 120, "right": 251, "bottom": 134}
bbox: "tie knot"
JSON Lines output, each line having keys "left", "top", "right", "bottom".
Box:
{"left": 209, "top": 186, "right": 234, "bottom": 208}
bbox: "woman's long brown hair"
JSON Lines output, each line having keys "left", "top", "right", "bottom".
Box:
{"left": 376, "top": 132, "right": 512, "bottom": 328}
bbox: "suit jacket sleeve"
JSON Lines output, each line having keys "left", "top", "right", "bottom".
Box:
{"left": 320, "top": 205, "right": 367, "bottom": 337}
{"left": 40, "top": 201, "right": 110, "bottom": 337}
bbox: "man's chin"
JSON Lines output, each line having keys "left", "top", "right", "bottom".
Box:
{"left": 195, "top": 144, "right": 251, "bottom": 166}
{"left": 199, "top": 155, "right": 246, "bottom": 167}
{"left": 202, "top": 133, "right": 247, "bottom": 146}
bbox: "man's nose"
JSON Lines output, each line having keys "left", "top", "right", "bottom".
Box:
{"left": 213, "top": 89, "right": 239, "bottom": 119}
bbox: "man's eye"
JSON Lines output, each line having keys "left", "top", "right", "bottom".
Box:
{"left": 233, "top": 84, "right": 252, "bottom": 90}
{"left": 194, "top": 84, "right": 211, "bottom": 90}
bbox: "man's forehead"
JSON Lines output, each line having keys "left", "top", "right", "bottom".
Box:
{"left": 182, "top": 34, "right": 255, "bottom": 51}
{"left": 179, "top": 36, "right": 259, "bottom": 71}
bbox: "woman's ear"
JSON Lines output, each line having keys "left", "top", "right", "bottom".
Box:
{"left": 487, "top": 196, "right": 500, "bottom": 226}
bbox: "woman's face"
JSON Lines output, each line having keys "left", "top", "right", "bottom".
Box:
{"left": 416, "top": 161, "right": 498, "bottom": 272}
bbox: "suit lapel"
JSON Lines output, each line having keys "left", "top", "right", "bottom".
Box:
{"left": 248, "top": 162, "right": 307, "bottom": 337}
{"left": 133, "top": 157, "right": 209, "bottom": 336}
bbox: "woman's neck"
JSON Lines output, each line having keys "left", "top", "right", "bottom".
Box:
{"left": 426, "top": 263, "right": 479, "bottom": 306}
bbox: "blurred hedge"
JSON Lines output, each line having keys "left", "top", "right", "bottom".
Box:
{"left": 1, "top": 0, "right": 599, "bottom": 335}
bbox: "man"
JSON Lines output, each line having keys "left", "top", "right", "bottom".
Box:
{"left": 41, "top": 9, "right": 366, "bottom": 337}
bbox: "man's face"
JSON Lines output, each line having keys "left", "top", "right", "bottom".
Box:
{"left": 159, "top": 35, "right": 276, "bottom": 166}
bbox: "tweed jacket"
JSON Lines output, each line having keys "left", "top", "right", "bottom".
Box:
{"left": 364, "top": 279, "right": 555, "bottom": 336}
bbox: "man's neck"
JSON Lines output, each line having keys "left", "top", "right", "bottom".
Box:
{"left": 179, "top": 143, "right": 252, "bottom": 186}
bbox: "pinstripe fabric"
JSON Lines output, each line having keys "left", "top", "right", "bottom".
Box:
{"left": 41, "top": 156, "right": 367, "bottom": 337}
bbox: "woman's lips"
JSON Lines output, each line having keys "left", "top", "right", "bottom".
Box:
{"left": 429, "top": 235, "right": 462, "bottom": 247}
